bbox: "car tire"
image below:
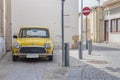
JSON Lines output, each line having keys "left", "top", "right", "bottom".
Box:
{"left": 12, "top": 55, "right": 18, "bottom": 61}
{"left": 49, "top": 55, "right": 53, "bottom": 61}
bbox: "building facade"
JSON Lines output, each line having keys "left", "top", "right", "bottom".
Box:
{"left": 83, "top": 0, "right": 120, "bottom": 43}
{"left": 0, "top": 0, "right": 3, "bottom": 36}
{"left": 79, "top": 6, "right": 104, "bottom": 43}
{"left": 89, "top": 6, "right": 104, "bottom": 43}
{"left": 0, "top": 0, "right": 12, "bottom": 53}
{"left": 0, "top": 0, "right": 4, "bottom": 53}
{"left": 11, "top": 0, "right": 79, "bottom": 48}
{"left": 103, "top": 0, "right": 120, "bottom": 42}
{"left": 5, "top": 0, "right": 12, "bottom": 50}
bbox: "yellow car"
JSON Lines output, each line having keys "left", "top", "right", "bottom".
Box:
{"left": 12, "top": 26, "right": 54, "bottom": 61}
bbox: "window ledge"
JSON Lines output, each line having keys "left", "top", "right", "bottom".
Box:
{"left": 110, "top": 32, "right": 120, "bottom": 34}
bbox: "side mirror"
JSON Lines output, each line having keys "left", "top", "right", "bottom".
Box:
{"left": 13, "top": 35, "right": 17, "bottom": 38}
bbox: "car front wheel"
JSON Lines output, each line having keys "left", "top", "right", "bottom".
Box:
{"left": 12, "top": 55, "right": 18, "bottom": 61}
{"left": 48, "top": 55, "right": 53, "bottom": 61}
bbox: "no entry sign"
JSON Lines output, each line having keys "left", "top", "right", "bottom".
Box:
{"left": 83, "top": 7, "right": 91, "bottom": 16}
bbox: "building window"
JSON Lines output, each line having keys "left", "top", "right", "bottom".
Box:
{"left": 104, "top": 10, "right": 109, "bottom": 16}
{"left": 111, "top": 18, "right": 120, "bottom": 32}
{"left": 111, "top": 19, "right": 117, "bottom": 32}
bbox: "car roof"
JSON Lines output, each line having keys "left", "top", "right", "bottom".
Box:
{"left": 21, "top": 26, "right": 49, "bottom": 29}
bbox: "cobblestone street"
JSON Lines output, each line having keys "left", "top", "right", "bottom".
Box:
{"left": 0, "top": 43, "right": 120, "bottom": 80}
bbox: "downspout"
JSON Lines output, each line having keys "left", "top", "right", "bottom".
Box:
{"left": 91, "top": 8, "right": 95, "bottom": 42}
{"left": 3, "top": 0, "right": 6, "bottom": 53}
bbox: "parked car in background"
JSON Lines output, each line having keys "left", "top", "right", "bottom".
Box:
{"left": 12, "top": 26, "right": 54, "bottom": 61}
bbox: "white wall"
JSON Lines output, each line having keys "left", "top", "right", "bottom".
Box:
{"left": 109, "top": 33, "right": 120, "bottom": 42}
{"left": 11, "top": 0, "right": 79, "bottom": 48}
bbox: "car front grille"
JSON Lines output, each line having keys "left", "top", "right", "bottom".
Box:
{"left": 20, "top": 47, "right": 46, "bottom": 53}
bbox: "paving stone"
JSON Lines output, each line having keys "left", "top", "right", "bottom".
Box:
{"left": 0, "top": 43, "right": 120, "bottom": 80}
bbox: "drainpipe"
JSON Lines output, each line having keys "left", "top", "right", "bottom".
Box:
{"left": 97, "top": 0, "right": 100, "bottom": 43}
{"left": 3, "top": 0, "right": 6, "bottom": 53}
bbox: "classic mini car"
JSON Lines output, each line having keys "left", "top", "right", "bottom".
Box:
{"left": 12, "top": 26, "right": 54, "bottom": 61}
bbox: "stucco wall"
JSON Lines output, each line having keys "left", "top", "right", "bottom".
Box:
{"left": 109, "top": 33, "right": 120, "bottom": 42}
{"left": 5, "top": 0, "right": 12, "bottom": 50}
{"left": 0, "top": 0, "right": 3, "bottom": 36}
{"left": 88, "top": 7, "right": 104, "bottom": 43}
{"left": 11, "top": 0, "right": 79, "bottom": 48}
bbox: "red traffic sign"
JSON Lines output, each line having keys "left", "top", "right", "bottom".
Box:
{"left": 83, "top": 7, "right": 91, "bottom": 16}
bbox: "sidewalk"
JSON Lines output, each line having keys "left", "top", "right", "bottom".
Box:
{"left": 47, "top": 47, "right": 120, "bottom": 80}
{"left": 68, "top": 43, "right": 120, "bottom": 79}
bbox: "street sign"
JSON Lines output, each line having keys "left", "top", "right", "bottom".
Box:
{"left": 83, "top": 7, "right": 91, "bottom": 16}
{"left": 83, "top": 7, "right": 91, "bottom": 49}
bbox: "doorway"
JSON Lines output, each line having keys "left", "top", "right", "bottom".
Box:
{"left": 104, "top": 20, "right": 109, "bottom": 41}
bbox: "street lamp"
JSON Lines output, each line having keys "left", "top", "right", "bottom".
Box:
{"left": 61, "top": 0, "right": 65, "bottom": 66}
{"left": 96, "top": 0, "right": 100, "bottom": 43}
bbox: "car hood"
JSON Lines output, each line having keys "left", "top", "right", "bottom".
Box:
{"left": 16, "top": 38, "right": 50, "bottom": 46}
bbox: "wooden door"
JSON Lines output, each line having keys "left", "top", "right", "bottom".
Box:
{"left": 104, "top": 20, "right": 109, "bottom": 41}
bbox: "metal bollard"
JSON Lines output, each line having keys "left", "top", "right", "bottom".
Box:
{"left": 88, "top": 39, "right": 92, "bottom": 55}
{"left": 91, "top": 39, "right": 92, "bottom": 52}
{"left": 78, "top": 41, "right": 82, "bottom": 59}
{"left": 86, "top": 40, "right": 88, "bottom": 49}
{"left": 65, "top": 43, "right": 69, "bottom": 66}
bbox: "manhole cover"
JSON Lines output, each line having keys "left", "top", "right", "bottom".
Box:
{"left": 87, "top": 60, "right": 108, "bottom": 64}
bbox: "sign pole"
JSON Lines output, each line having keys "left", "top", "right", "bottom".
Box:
{"left": 82, "top": 7, "right": 91, "bottom": 50}
{"left": 61, "top": 0, "right": 65, "bottom": 66}
{"left": 86, "top": 16, "right": 88, "bottom": 49}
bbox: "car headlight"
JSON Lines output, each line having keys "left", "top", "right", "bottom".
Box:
{"left": 45, "top": 43, "right": 51, "bottom": 48}
{"left": 14, "top": 42, "right": 20, "bottom": 48}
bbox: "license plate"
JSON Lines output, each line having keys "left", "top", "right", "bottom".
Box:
{"left": 26, "top": 54, "right": 39, "bottom": 58}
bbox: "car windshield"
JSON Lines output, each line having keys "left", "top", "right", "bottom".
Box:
{"left": 19, "top": 28, "right": 49, "bottom": 38}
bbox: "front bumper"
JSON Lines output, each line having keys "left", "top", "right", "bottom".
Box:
{"left": 13, "top": 53, "right": 53, "bottom": 58}
{"left": 13, "top": 53, "right": 52, "bottom": 56}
